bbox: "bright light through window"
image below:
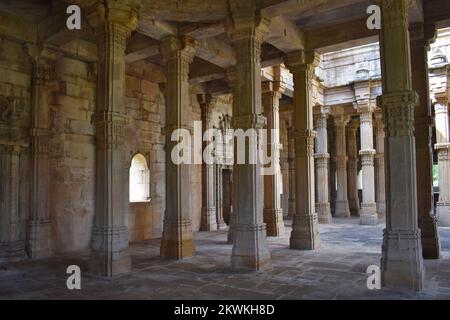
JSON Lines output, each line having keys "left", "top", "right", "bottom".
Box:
{"left": 129, "top": 153, "right": 150, "bottom": 203}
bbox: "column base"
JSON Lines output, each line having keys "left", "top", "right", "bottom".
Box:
{"left": 27, "top": 219, "right": 52, "bottom": 259}
{"left": 437, "top": 202, "right": 450, "bottom": 226}
{"left": 231, "top": 223, "right": 270, "bottom": 271}
{"left": 360, "top": 203, "right": 378, "bottom": 225}
{"left": 348, "top": 199, "right": 360, "bottom": 216}
{"left": 0, "top": 240, "right": 26, "bottom": 263}
{"left": 419, "top": 214, "right": 440, "bottom": 259}
{"left": 381, "top": 229, "right": 425, "bottom": 291}
{"left": 200, "top": 207, "right": 218, "bottom": 232}
{"left": 263, "top": 208, "right": 285, "bottom": 236}
{"left": 160, "top": 219, "right": 195, "bottom": 259}
{"left": 335, "top": 201, "right": 350, "bottom": 217}
{"left": 315, "top": 202, "right": 332, "bottom": 224}
{"left": 90, "top": 226, "right": 131, "bottom": 277}
{"left": 290, "top": 214, "right": 320, "bottom": 250}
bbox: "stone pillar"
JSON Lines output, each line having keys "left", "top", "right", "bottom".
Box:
{"left": 87, "top": 3, "right": 137, "bottom": 276}
{"left": 215, "top": 164, "right": 226, "bottom": 229}
{"left": 435, "top": 93, "right": 450, "bottom": 226}
{"left": 159, "top": 36, "right": 197, "bottom": 259}
{"left": 314, "top": 108, "right": 332, "bottom": 224}
{"left": 225, "top": 68, "right": 236, "bottom": 244}
{"left": 410, "top": 23, "right": 440, "bottom": 258}
{"left": 374, "top": 111, "right": 386, "bottom": 220}
{"left": 287, "top": 50, "right": 320, "bottom": 250}
{"left": 357, "top": 103, "right": 378, "bottom": 225}
{"left": 346, "top": 118, "right": 360, "bottom": 216}
{"left": 377, "top": 0, "right": 424, "bottom": 290}
{"left": 262, "top": 81, "right": 285, "bottom": 236}
{"left": 25, "top": 46, "right": 59, "bottom": 259}
{"left": 0, "top": 145, "right": 26, "bottom": 262}
{"left": 228, "top": 4, "right": 271, "bottom": 270}
{"left": 199, "top": 94, "right": 217, "bottom": 231}
{"left": 333, "top": 109, "right": 351, "bottom": 217}
{"left": 287, "top": 126, "right": 296, "bottom": 218}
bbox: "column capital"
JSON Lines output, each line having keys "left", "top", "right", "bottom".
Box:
{"left": 347, "top": 118, "right": 360, "bottom": 133}
{"left": 355, "top": 100, "right": 376, "bottom": 115}
{"left": 332, "top": 107, "right": 350, "bottom": 127}
{"left": 227, "top": 3, "right": 270, "bottom": 43}
{"left": 286, "top": 50, "right": 320, "bottom": 74}
{"left": 262, "top": 81, "right": 284, "bottom": 97}
{"left": 86, "top": 1, "right": 138, "bottom": 32}
{"left": 160, "top": 36, "right": 197, "bottom": 64}
{"left": 409, "top": 22, "right": 437, "bottom": 50}
{"left": 434, "top": 92, "right": 448, "bottom": 109}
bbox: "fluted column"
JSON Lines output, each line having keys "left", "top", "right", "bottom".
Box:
{"left": 346, "top": 118, "right": 360, "bottom": 217}
{"left": 199, "top": 94, "right": 218, "bottom": 231}
{"left": 377, "top": 0, "right": 424, "bottom": 290}
{"left": 410, "top": 23, "right": 440, "bottom": 258}
{"left": 25, "top": 47, "right": 59, "bottom": 259}
{"left": 374, "top": 111, "right": 386, "bottom": 220}
{"left": 287, "top": 126, "right": 296, "bottom": 218}
{"left": 228, "top": 3, "right": 271, "bottom": 270}
{"left": 0, "top": 145, "right": 26, "bottom": 262}
{"left": 333, "top": 109, "right": 351, "bottom": 217}
{"left": 357, "top": 103, "right": 378, "bottom": 225}
{"left": 314, "top": 108, "right": 332, "bottom": 224}
{"left": 435, "top": 93, "right": 450, "bottom": 226}
{"left": 286, "top": 50, "right": 320, "bottom": 250}
{"left": 159, "top": 36, "right": 197, "bottom": 259}
{"left": 87, "top": 3, "right": 137, "bottom": 276}
{"left": 262, "top": 81, "right": 285, "bottom": 236}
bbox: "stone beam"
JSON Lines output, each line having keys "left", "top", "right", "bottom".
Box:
{"left": 306, "top": 18, "right": 378, "bottom": 52}
{"left": 137, "top": 17, "right": 178, "bottom": 40}
{"left": 180, "top": 23, "right": 226, "bottom": 39}
{"left": 266, "top": 15, "right": 306, "bottom": 53}
{"left": 0, "top": 10, "right": 36, "bottom": 43}
{"left": 126, "top": 34, "right": 160, "bottom": 63}
{"left": 196, "top": 37, "right": 236, "bottom": 69}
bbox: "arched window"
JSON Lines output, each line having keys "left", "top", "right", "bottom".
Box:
{"left": 129, "top": 153, "right": 150, "bottom": 203}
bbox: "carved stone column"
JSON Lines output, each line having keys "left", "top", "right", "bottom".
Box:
{"left": 228, "top": 3, "right": 271, "bottom": 270}
{"left": 160, "top": 36, "right": 197, "bottom": 259}
{"left": 286, "top": 50, "right": 320, "bottom": 250}
{"left": 374, "top": 111, "right": 386, "bottom": 220}
{"left": 357, "top": 102, "right": 378, "bottom": 225}
{"left": 377, "top": 0, "right": 424, "bottom": 290}
{"left": 346, "top": 118, "right": 360, "bottom": 217}
{"left": 333, "top": 108, "right": 351, "bottom": 217}
{"left": 314, "top": 108, "right": 332, "bottom": 224}
{"left": 25, "top": 45, "right": 59, "bottom": 259}
{"left": 0, "top": 145, "right": 26, "bottom": 262}
{"left": 435, "top": 93, "right": 450, "bottom": 226}
{"left": 287, "top": 126, "right": 296, "bottom": 218}
{"left": 410, "top": 23, "right": 440, "bottom": 258}
{"left": 199, "top": 94, "right": 217, "bottom": 231}
{"left": 87, "top": 3, "right": 137, "bottom": 276}
{"left": 262, "top": 81, "right": 285, "bottom": 236}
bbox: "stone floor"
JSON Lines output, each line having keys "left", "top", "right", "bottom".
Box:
{"left": 1, "top": 218, "right": 450, "bottom": 300}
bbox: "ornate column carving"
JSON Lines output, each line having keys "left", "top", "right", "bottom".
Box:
{"left": 333, "top": 108, "right": 351, "bottom": 217}
{"left": 287, "top": 125, "right": 296, "bottom": 218}
{"left": 0, "top": 145, "right": 26, "bottom": 262}
{"left": 357, "top": 102, "right": 378, "bottom": 225}
{"left": 199, "top": 94, "right": 218, "bottom": 231}
{"left": 410, "top": 22, "right": 440, "bottom": 258}
{"left": 377, "top": 0, "right": 424, "bottom": 290}
{"left": 314, "top": 107, "right": 332, "bottom": 224}
{"left": 87, "top": 2, "right": 137, "bottom": 276}
{"left": 159, "top": 35, "right": 197, "bottom": 259}
{"left": 262, "top": 81, "right": 285, "bottom": 236}
{"left": 286, "top": 50, "right": 320, "bottom": 250}
{"left": 435, "top": 93, "right": 450, "bottom": 226}
{"left": 346, "top": 117, "right": 360, "bottom": 217}
{"left": 374, "top": 111, "right": 386, "bottom": 220}
{"left": 25, "top": 45, "right": 60, "bottom": 259}
{"left": 227, "top": 2, "right": 271, "bottom": 270}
